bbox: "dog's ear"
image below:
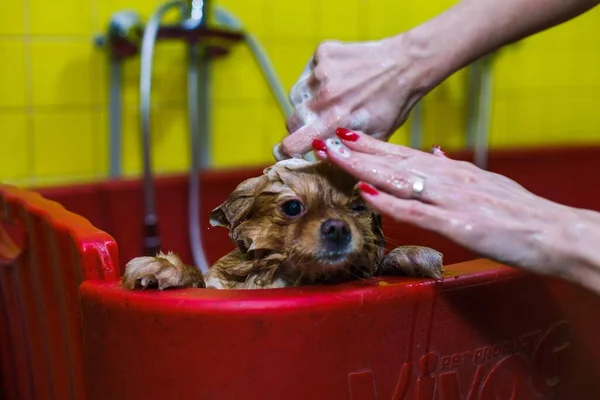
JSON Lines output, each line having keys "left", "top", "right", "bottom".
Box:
{"left": 208, "top": 207, "right": 229, "bottom": 228}
{"left": 209, "top": 176, "right": 267, "bottom": 230}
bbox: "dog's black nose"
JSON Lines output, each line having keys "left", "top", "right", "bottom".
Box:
{"left": 321, "top": 219, "right": 351, "bottom": 246}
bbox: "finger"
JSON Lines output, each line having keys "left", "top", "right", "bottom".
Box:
{"left": 307, "top": 70, "right": 320, "bottom": 89}
{"left": 312, "top": 141, "right": 329, "bottom": 162}
{"left": 313, "top": 138, "right": 439, "bottom": 203}
{"left": 286, "top": 111, "right": 305, "bottom": 134}
{"left": 277, "top": 105, "right": 323, "bottom": 160}
{"left": 307, "top": 54, "right": 317, "bottom": 70}
{"left": 358, "top": 182, "right": 453, "bottom": 234}
{"left": 272, "top": 143, "right": 290, "bottom": 161}
{"left": 280, "top": 124, "right": 325, "bottom": 159}
{"left": 334, "top": 128, "right": 424, "bottom": 158}
{"left": 274, "top": 142, "right": 326, "bottom": 162}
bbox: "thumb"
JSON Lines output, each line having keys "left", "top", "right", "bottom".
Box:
{"left": 279, "top": 121, "right": 336, "bottom": 159}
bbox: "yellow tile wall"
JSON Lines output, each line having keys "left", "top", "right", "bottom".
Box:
{"left": 0, "top": 0, "right": 599, "bottom": 186}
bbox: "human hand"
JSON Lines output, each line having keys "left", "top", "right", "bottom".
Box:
{"left": 274, "top": 36, "right": 430, "bottom": 160}
{"left": 311, "top": 128, "right": 580, "bottom": 276}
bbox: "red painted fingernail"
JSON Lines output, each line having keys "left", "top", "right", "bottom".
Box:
{"left": 336, "top": 127, "right": 359, "bottom": 142}
{"left": 358, "top": 182, "right": 379, "bottom": 196}
{"left": 312, "top": 139, "right": 328, "bottom": 152}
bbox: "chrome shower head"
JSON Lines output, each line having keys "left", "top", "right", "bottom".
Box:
{"left": 106, "top": 10, "right": 143, "bottom": 58}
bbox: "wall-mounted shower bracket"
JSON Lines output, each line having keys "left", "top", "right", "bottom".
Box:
{"left": 96, "top": 17, "right": 244, "bottom": 62}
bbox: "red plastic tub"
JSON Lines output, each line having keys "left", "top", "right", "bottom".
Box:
{"left": 1, "top": 146, "right": 600, "bottom": 399}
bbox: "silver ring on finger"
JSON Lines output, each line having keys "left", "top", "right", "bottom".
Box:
{"left": 411, "top": 176, "right": 426, "bottom": 199}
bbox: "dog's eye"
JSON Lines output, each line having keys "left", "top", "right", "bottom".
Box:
{"left": 350, "top": 202, "right": 367, "bottom": 213}
{"left": 281, "top": 200, "right": 304, "bottom": 217}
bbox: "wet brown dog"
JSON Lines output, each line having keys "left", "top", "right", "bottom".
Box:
{"left": 121, "top": 159, "right": 443, "bottom": 290}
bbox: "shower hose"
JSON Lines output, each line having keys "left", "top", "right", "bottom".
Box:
{"left": 140, "top": 2, "right": 293, "bottom": 274}
{"left": 139, "top": 0, "right": 188, "bottom": 262}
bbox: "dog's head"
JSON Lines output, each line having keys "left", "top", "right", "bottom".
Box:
{"left": 209, "top": 159, "right": 385, "bottom": 284}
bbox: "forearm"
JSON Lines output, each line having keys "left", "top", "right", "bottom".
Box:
{"left": 550, "top": 206, "right": 600, "bottom": 294}
{"left": 398, "top": 0, "right": 600, "bottom": 91}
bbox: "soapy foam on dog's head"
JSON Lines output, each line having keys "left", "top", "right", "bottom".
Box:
{"left": 264, "top": 158, "right": 313, "bottom": 179}
{"left": 276, "top": 158, "right": 313, "bottom": 169}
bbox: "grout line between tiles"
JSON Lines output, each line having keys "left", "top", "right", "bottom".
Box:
{"left": 21, "top": 0, "right": 37, "bottom": 186}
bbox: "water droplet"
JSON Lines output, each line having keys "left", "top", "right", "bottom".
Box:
{"left": 390, "top": 179, "right": 407, "bottom": 190}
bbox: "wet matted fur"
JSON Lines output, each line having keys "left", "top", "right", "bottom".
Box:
{"left": 122, "top": 159, "right": 443, "bottom": 290}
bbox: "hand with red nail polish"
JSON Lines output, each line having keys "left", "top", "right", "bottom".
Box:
{"left": 272, "top": 0, "right": 600, "bottom": 162}
{"left": 336, "top": 128, "right": 360, "bottom": 142}
{"left": 311, "top": 139, "right": 327, "bottom": 152}
{"left": 317, "top": 130, "right": 600, "bottom": 295}
{"left": 269, "top": 0, "right": 600, "bottom": 293}
{"left": 358, "top": 182, "right": 379, "bottom": 196}
{"left": 272, "top": 35, "right": 432, "bottom": 160}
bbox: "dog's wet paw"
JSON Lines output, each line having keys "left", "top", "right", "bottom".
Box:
{"left": 379, "top": 246, "right": 444, "bottom": 280}
{"left": 121, "top": 251, "right": 204, "bottom": 290}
